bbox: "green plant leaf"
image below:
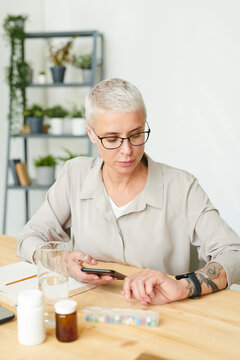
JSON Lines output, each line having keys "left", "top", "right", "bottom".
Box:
{"left": 58, "top": 148, "right": 86, "bottom": 162}
{"left": 73, "top": 53, "right": 92, "bottom": 70}
{"left": 45, "top": 105, "right": 68, "bottom": 118}
{"left": 3, "top": 14, "right": 28, "bottom": 134}
{"left": 23, "top": 104, "right": 44, "bottom": 117}
{"left": 33, "top": 154, "right": 57, "bottom": 167}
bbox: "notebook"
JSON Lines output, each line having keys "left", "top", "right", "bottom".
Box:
{"left": 0, "top": 262, "right": 96, "bottom": 307}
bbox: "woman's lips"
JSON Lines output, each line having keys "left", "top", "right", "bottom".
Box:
{"left": 118, "top": 160, "right": 135, "bottom": 167}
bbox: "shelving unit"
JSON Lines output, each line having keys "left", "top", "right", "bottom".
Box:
{"left": 3, "top": 30, "right": 104, "bottom": 234}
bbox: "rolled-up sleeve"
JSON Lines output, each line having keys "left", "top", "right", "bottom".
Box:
{"left": 186, "top": 177, "right": 240, "bottom": 287}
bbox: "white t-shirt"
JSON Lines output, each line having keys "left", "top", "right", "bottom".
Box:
{"left": 108, "top": 195, "right": 133, "bottom": 219}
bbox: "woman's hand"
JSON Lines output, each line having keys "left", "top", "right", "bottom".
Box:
{"left": 68, "top": 250, "right": 117, "bottom": 286}
{"left": 122, "top": 268, "right": 189, "bottom": 305}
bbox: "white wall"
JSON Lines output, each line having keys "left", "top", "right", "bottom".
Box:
{"left": 1, "top": 0, "right": 240, "bottom": 237}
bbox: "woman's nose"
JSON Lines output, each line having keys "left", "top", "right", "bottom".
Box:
{"left": 120, "top": 138, "right": 133, "bottom": 154}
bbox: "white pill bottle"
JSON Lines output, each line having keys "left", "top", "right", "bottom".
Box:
{"left": 17, "top": 289, "right": 45, "bottom": 346}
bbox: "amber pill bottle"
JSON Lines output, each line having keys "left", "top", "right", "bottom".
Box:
{"left": 54, "top": 300, "right": 78, "bottom": 342}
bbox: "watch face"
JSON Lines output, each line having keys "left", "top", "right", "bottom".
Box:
{"left": 175, "top": 272, "right": 195, "bottom": 280}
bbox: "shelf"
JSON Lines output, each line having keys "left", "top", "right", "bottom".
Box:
{"left": 7, "top": 181, "right": 52, "bottom": 190}
{"left": 3, "top": 28, "right": 103, "bottom": 233}
{"left": 25, "top": 30, "right": 102, "bottom": 39}
{"left": 27, "top": 82, "right": 91, "bottom": 88}
{"left": 12, "top": 134, "right": 88, "bottom": 139}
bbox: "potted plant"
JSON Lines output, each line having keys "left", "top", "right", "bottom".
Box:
{"left": 3, "top": 14, "right": 28, "bottom": 134}
{"left": 70, "top": 104, "right": 86, "bottom": 135}
{"left": 33, "top": 154, "right": 57, "bottom": 186}
{"left": 23, "top": 104, "right": 45, "bottom": 133}
{"left": 45, "top": 105, "right": 68, "bottom": 135}
{"left": 72, "top": 53, "right": 92, "bottom": 83}
{"left": 38, "top": 71, "right": 46, "bottom": 84}
{"left": 48, "top": 38, "right": 74, "bottom": 83}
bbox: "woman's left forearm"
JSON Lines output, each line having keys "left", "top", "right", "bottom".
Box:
{"left": 195, "top": 262, "right": 228, "bottom": 295}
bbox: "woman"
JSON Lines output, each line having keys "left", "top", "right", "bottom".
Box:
{"left": 18, "top": 78, "right": 240, "bottom": 305}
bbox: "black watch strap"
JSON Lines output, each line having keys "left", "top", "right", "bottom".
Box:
{"left": 175, "top": 272, "right": 202, "bottom": 298}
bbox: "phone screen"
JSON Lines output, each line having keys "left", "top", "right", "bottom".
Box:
{"left": 0, "top": 305, "right": 15, "bottom": 324}
{"left": 81, "top": 268, "right": 126, "bottom": 280}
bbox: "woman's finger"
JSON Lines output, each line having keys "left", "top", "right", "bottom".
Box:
{"left": 131, "top": 279, "right": 152, "bottom": 304}
{"left": 82, "top": 253, "right": 98, "bottom": 265}
{"left": 122, "top": 276, "right": 134, "bottom": 300}
{"left": 69, "top": 250, "right": 98, "bottom": 266}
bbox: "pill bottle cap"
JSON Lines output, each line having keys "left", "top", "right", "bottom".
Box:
{"left": 18, "top": 289, "right": 43, "bottom": 308}
{"left": 55, "top": 299, "right": 77, "bottom": 315}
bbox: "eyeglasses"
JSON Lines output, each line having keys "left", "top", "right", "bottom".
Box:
{"left": 90, "top": 122, "right": 151, "bottom": 150}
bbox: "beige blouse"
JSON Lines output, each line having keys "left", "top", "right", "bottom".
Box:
{"left": 17, "top": 154, "right": 240, "bottom": 286}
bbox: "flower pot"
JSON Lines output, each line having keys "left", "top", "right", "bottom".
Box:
{"left": 62, "top": 118, "right": 71, "bottom": 134}
{"left": 38, "top": 74, "right": 46, "bottom": 84}
{"left": 50, "top": 66, "right": 66, "bottom": 83}
{"left": 27, "top": 117, "right": 43, "bottom": 134}
{"left": 71, "top": 118, "right": 86, "bottom": 135}
{"left": 49, "top": 118, "right": 64, "bottom": 135}
{"left": 36, "top": 166, "right": 55, "bottom": 186}
{"left": 82, "top": 69, "right": 92, "bottom": 83}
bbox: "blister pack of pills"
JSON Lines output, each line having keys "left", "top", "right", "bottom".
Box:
{"left": 82, "top": 306, "right": 159, "bottom": 327}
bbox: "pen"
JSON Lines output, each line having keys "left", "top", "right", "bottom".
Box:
{"left": 5, "top": 274, "right": 37, "bottom": 286}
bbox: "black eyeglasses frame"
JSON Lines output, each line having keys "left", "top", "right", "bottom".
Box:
{"left": 90, "top": 121, "right": 151, "bottom": 150}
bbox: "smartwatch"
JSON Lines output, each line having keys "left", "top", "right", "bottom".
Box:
{"left": 175, "top": 272, "right": 202, "bottom": 298}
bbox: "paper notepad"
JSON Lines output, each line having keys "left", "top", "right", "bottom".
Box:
{"left": 0, "top": 262, "right": 96, "bottom": 307}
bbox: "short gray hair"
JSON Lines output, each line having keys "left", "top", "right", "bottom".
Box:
{"left": 85, "top": 78, "right": 147, "bottom": 126}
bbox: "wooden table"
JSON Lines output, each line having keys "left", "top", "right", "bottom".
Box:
{"left": 0, "top": 234, "right": 240, "bottom": 360}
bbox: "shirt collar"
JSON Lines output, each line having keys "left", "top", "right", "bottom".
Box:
{"left": 79, "top": 154, "right": 164, "bottom": 210}
{"left": 79, "top": 157, "right": 104, "bottom": 199}
{"left": 143, "top": 154, "right": 164, "bottom": 209}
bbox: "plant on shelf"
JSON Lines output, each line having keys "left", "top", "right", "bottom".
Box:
{"left": 23, "top": 104, "right": 45, "bottom": 134}
{"left": 3, "top": 14, "right": 28, "bottom": 134}
{"left": 33, "top": 154, "right": 57, "bottom": 186}
{"left": 33, "top": 154, "right": 57, "bottom": 167}
{"left": 23, "top": 104, "right": 45, "bottom": 118}
{"left": 48, "top": 38, "right": 75, "bottom": 83}
{"left": 70, "top": 104, "right": 84, "bottom": 118}
{"left": 58, "top": 148, "right": 86, "bottom": 162}
{"left": 69, "top": 104, "right": 86, "bottom": 135}
{"left": 45, "top": 105, "right": 69, "bottom": 135}
{"left": 73, "top": 53, "right": 92, "bottom": 70}
{"left": 38, "top": 70, "right": 46, "bottom": 84}
{"left": 73, "top": 53, "right": 92, "bottom": 83}
{"left": 45, "top": 105, "right": 68, "bottom": 118}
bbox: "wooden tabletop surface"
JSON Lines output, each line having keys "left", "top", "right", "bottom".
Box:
{"left": 0, "top": 234, "right": 240, "bottom": 360}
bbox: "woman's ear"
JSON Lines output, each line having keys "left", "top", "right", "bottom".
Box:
{"left": 86, "top": 124, "right": 97, "bottom": 143}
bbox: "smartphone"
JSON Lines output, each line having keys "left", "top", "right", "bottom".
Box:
{"left": 81, "top": 268, "right": 126, "bottom": 280}
{"left": 0, "top": 305, "right": 15, "bottom": 324}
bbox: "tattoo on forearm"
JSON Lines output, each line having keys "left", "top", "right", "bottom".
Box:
{"left": 185, "top": 278, "right": 195, "bottom": 298}
{"left": 196, "top": 263, "right": 223, "bottom": 293}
